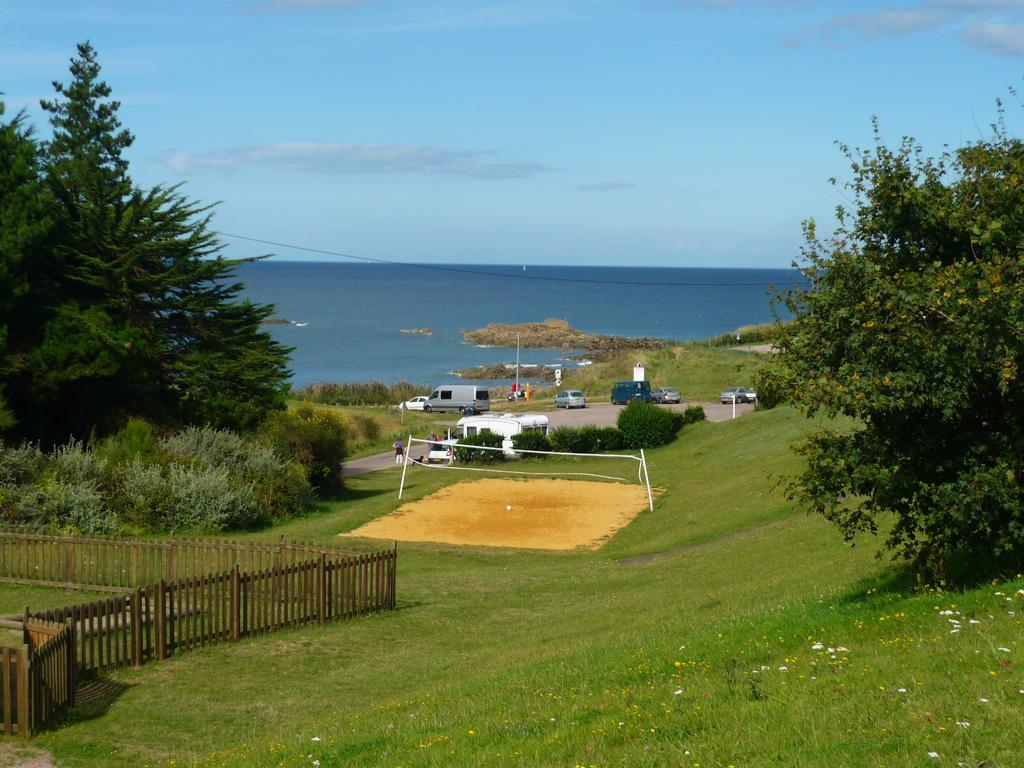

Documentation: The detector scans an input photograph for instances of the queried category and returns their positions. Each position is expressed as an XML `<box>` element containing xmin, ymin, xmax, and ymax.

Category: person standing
<box><xmin>393</xmin><ymin>438</ymin><xmax>405</xmax><ymax>464</ymax></box>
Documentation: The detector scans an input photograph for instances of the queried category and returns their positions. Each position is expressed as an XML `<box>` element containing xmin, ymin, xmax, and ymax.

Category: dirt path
<box><xmin>0</xmin><ymin>744</ymin><xmax>57</xmax><ymax>768</ymax></box>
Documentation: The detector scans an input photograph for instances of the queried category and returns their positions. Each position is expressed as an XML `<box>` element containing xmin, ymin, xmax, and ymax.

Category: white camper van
<box><xmin>424</xmin><ymin>384</ymin><xmax>491</xmax><ymax>414</ymax></box>
<box><xmin>455</xmin><ymin>413</ymin><xmax>549</xmax><ymax>455</ymax></box>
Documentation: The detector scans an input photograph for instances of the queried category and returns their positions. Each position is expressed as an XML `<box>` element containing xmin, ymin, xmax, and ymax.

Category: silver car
<box><xmin>719</xmin><ymin>387</ymin><xmax>757</xmax><ymax>404</ymax></box>
<box><xmin>554</xmin><ymin>390</ymin><xmax>587</xmax><ymax>408</ymax></box>
<box><xmin>651</xmin><ymin>387</ymin><xmax>681</xmax><ymax>404</ymax></box>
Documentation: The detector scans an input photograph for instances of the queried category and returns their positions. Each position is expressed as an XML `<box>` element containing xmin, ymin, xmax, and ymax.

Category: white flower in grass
<box><xmin>927</xmin><ymin>751</ymin><xmax>939</xmax><ymax>759</ymax></box>
<box><xmin>897</xmin><ymin>688</ymin><xmax>908</xmax><ymax>694</ymax></box>
<box><xmin>778</xmin><ymin>665</ymin><xmax>788</xmax><ymax>671</ymax></box>
<box><xmin>955</xmin><ymin>721</ymin><xmax>970</xmax><ymax>728</ymax></box>
<box><xmin>998</xmin><ymin>647</ymin><xmax>1011</xmax><ymax>653</ymax></box>
<box><xmin>311</xmin><ymin>736</ymin><xmax>322</xmax><ymax>742</ymax></box>
<box><xmin>673</xmin><ymin>689</ymin><xmax>684</xmax><ymax>695</ymax></box>
<box><xmin>969</xmin><ymin>619</ymin><xmax>981</xmax><ymax>625</ymax></box>
<box><xmin>837</xmin><ymin>646</ymin><xmax>850</xmax><ymax>652</ymax></box>
<box><xmin>979</xmin><ymin>697</ymin><xmax>989</xmax><ymax>703</ymax></box>
<box><xmin>811</xmin><ymin>642</ymin><xmax>823</xmax><ymax>650</ymax></box>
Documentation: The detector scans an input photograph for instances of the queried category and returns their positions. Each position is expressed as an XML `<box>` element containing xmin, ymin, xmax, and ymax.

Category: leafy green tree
<box><xmin>8</xmin><ymin>42</ymin><xmax>291</xmax><ymax>440</ymax></box>
<box><xmin>768</xmin><ymin>112</ymin><xmax>1024</xmax><ymax>577</ymax></box>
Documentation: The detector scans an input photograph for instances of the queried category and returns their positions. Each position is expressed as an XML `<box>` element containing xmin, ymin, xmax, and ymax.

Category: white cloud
<box><xmin>962</xmin><ymin>21</ymin><xmax>1024</xmax><ymax>54</ymax></box>
<box><xmin>926</xmin><ymin>0</ymin><xmax>1024</xmax><ymax>8</ymax></box>
<box><xmin>576</xmin><ymin>181</ymin><xmax>636</xmax><ymax>192</ymax></box>
<box><xmin>785</xmin><ymin>9</ymin><xmax>947</xmax><ymax>47</ymax></box>
<box><xmin>164</xmin><ymin>141</ymin><xmax>551</xmax><ymax>179</ymax></box>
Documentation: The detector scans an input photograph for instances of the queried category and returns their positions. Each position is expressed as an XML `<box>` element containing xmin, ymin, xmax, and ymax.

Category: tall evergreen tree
<box><xmin>0</xmin><ymin>98</ymin><xmax>54</xmax><ymax>434</ymax></box>
<box><xmin>13</xmin><ymin>42</ymin><xmax>291</xmax><ymax>440</ymax></box>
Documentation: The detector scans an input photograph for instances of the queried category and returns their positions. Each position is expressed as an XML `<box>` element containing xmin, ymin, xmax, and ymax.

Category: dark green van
<box><xmin>611</xmin><ymin>380</ymin><xmax>652</xmax><ymax>405</ymax></box>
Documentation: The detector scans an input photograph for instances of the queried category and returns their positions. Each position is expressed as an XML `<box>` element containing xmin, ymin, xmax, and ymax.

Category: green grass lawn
<box><xmin>11</xmin><ymin>407</ymin><xmax>1023</xmax><ymax>767</ymax></box>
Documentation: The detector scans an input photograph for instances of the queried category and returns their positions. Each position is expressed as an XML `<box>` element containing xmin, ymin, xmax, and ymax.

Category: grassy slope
<box><xmin>25</xmin><ymin>408</ymin><xmax>1024</xmax><ymax>767</ymax></box>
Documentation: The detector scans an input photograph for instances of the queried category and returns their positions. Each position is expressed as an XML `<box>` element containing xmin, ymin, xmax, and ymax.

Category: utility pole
<box><xmin>515</xmin><ymin>332</ymin><xmax>520</xmax><ymax>396</ymax></box>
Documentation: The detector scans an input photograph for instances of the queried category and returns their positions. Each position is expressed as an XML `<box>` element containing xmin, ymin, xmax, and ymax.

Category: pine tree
<box><xmin>16</xmin><ymin>42</ymin><xmax>291</xmax><ymax>440</ymax></box>
<box><xmin>0</xmin><ymin>98</ymin><xmax>54</xmax><ymax>434</ymax></box>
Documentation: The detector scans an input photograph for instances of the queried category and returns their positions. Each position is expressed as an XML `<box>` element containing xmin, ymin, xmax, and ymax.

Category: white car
<box><xmin>401</xmin><ymin>396</ymin><xmax>430</xmax><ymax>411</ymax></box>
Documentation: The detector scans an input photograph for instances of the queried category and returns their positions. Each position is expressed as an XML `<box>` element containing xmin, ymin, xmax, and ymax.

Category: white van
<box><xmin>456</xmin><ymin>413</ymin><xmax>549</xmax><ymax>455</ymax></box>
<box><xmin>424</xmin><ymin>384</ymin><xmax>491</xmax><ymax>414</ymax></box>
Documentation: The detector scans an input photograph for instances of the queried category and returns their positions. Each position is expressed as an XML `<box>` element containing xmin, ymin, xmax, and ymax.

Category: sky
<box><xmin>2</xmin><ymin>0</ymin><xmax>1023</xmax><ymax>268</ymax></box>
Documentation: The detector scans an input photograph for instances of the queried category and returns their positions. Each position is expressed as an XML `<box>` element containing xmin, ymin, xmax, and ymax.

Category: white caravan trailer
<box><xmin>455</xmin><ymin>413</ymin><xmax>550</xmax><ymax>455</ymax></box>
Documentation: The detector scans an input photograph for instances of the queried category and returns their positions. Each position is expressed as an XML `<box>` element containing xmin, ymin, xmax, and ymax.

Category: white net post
<box><xmin>397</xmin><ymin>432</ymin><xmax>412</xmax><ymax>500</ymax></box>
<box><xmin>640</xmin><ymin>448</ymin><xmax>653</xmax><ymax>511</ymax></box>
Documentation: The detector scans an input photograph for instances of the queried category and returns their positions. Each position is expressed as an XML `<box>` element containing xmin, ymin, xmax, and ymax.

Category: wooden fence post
<box><xmin>317</xmin><ymin>555</ymin><xmax>326</xmax><ymax>624</ymax></box>
<box><xmin>154</xmin><ymin>581</ymin><xmax>166</xmax><ymax>661</ymax></box>
<box><xmin>130</xmin><ymin>589</ymin><xmax>142</xmax><ymax>668</ymax></box>
<box><xmin>16</xmin><ymin>644</ymin><xmax>29</xmax><ymax>737</ymax></box>
<box><xmin>391</xmin><ymin>541</ymin><xmax>398</xmax><ymax>610</ymax></box>
<box><xmin>64</xmin><ymin>618</ymin><xmax>75</xmax><ymax>708</ymax></box>
<box><xmin>230</xmin><ymin>565</ymin><xmax>240</xmax><ymax>641</ymax></box>
<box><xmin>168</xmin><ymin>542</ymin><xmax>177</xmax><ymax>583</ymax></box>
<box><xmin>63</xmin><ymin>542</ymin><xmax>73</xmax><ymax>587</ymax></box>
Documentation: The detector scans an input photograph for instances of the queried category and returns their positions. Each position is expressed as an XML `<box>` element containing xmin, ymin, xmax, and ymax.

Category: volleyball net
<box><xmin>397</xmin><ymin>434</ymin><xmax>653</xmax><ymax>511</ymax></box>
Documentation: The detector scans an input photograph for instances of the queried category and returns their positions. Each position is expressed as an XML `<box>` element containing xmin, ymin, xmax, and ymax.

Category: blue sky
<box><xmin>2</xmin><ymin>1</ymin><xmax>1023</xmax><ymax>267</ymax></box>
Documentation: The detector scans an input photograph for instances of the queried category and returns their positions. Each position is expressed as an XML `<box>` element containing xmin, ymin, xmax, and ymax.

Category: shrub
<box><xmin>454</xmin><ymin>431</ymin><xmax>505</xmax><ymax>464</ymax></box>
<box><xmin>682</xmin><ymin>405</ymin><xmax>706</xmax><ymax>425</ymax></box>
<box><xmin>42</xmin><ymin>479</ymin><xmax>117</xmax><ymax>536</ymax></box>
<box><xmin>295</xmin><ymin>381</ymin><xmax>427</xmax><ymax>407</ymax></box>
<box><xmin>49</xmin><ymin>440</ymin><xmax>106</xmax><ymax>486</ymax></box>
<box><xmin>549</xmin><ymin>426</ymin><xmax>626</xmax><ymax>454</ymax></box>
<box><xmin>511</xmin><ymin>430</ymin><xmax>551</xmax><ymax>457</ymax></box>
<box><xmin>262</xmin><ymin>405</ymin><xmax>347</xmax><ymax>497</ymax></box>
<box><xmin>163</xmin><ymin>464</ymin><xmax>263</xmax><ymax>532</ymax></box>
<box><xmin>349</xmin><ymin>413</ymin><xmax>382</xmax><ymax>443</ymax></box>
<box><xmin>161</xmin><ymin>424</ymin><xmax>312</xmax><ymax>518</ymax></box>
<box><xmin>594</xmin><ymin>427</ymin><xmax>625</xmax><ymax>451</ymax></box>
<box><xmin>161</xmin><ymin>426</ymin><xmax>260</xmax><ymax>470</ymax></box>
<box><xmin>116</xmin><ymin>457</ymin><xmax>170</xmax><ymax>530</ymax></box>
<box><xmin>94</xmin><ymin>419</ymin><xmax>158</xmax><ymax>465</ymax></box>
<box><xmin>752</xmin><ymin>363</ymin><xmax>786</xmax><ymax>410</ymax></box>
<box><xmin>617</xmin><ymin>400</ymin><xmax>681</xmax><ymax>449</ymax></box>
<box><xmin>0</xmin><ymin>443</ymin><xmax>44</xmax><ymax>486</ymax></box>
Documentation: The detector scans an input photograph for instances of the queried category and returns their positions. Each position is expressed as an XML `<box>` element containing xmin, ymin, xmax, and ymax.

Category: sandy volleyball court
<box><xmin>343</xmin><ymin>478</ymin><xmax>648</xmax><ymax>550</ymax></box>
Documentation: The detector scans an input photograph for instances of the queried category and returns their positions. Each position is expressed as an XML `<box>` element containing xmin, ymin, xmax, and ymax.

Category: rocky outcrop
<box><xmin>463</xmin><ymin>318</ymin><xmax>666</xmax><ymax>352</ymax></box>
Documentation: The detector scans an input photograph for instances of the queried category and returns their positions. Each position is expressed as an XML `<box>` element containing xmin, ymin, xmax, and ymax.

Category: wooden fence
<box><xmin>0</xmin><ymin>531</ymin><xmax>361</xmax><ymax>592</ymax></box>
<box><xmin>28</xmin><ymin>550</ymin><xmax>397</xmax><ymax>675</ymax></box>
<box><xmin>0</xmin><ymin>617</ymin><xmax>75</xmax><ymax>736</ymax></box>
<box><xmin>0</xmin><ymin>532</ymin><xmax>398</xmax><ymax>735</ymax></box>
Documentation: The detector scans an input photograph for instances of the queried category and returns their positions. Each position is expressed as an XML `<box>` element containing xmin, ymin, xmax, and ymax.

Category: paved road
<box><xmin>341</xmin><ymin>400</ymin><xmax>754</xmax><ymax>477</ymax></box>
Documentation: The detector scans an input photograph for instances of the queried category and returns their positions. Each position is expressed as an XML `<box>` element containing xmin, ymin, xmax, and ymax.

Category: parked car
<box><xmin>401</xmin><ymin>396</ymin><xmax>430</xmax><ymax>411</ymax></box>
<box><xmin>611</xmin><ymin>380</ymin><xmax>652</xmax><ymax>405</ymax></box>
<box><xmin>651</xmin><ymin>387</ymin><xmax>681</xmax><ymax>404</ymax></box>
<box><xmin>719</xmin><ymin>386</ymin><xmax>757</xmax><ymax>404</ymax></box>
<box><xmin>554</xmin><ymin>390</ymin><xmax>587</xmax><ymax>409</ymax></box>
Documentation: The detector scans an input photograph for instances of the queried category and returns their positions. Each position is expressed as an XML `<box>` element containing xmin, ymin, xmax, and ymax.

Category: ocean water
<box><xmin>235</xmin><ymin>262</ymin><xmax>804</xmax><ymax>386</ymax></box>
